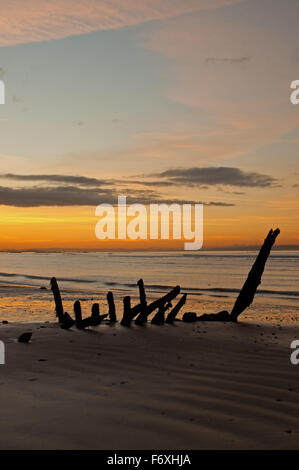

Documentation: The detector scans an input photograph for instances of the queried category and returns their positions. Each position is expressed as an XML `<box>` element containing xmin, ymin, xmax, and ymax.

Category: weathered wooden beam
<box><xmin>91</xmin><ymin>303</ymin><xmax>100</xmax><ymax>318</ymax></box>
<box><xmin>74</xmin><ymin>300</ymin><xmax>82</xmax><ymax>325</ymax></box>
<box><xmin>135</xmin><ymin>285</ymin><xmax>180</xmax><ymax>323</ymax></box>
<box><xmin>121</xmin><ymin>286</ymin><xmax>181</xmax><ymax>326</ymax></box>
<box><xmin>50</xmin><ymin>277</ymin><xmax>64</xmax><ymax>323</ymax></box>
<box><xmin>230</xmin><ymin>228</ymin><xmax>280</xmax><ymax>321</ymax></box>
<box><xmin>107</xmin><ymin>291</ymin><xmax>117</xmax><ymax>322</ymax></box>
<box><xmin>128</xmin><ymin>302</ymin><xmax>142</xmax><ymax>320</ymax></box>
<box><xmin>121</xmin><ymin>296</ymin><xmax>132</xmax><ymax>326</ymax></box>
<box><xmin>151</xmin><ymin>302</ymin><xmax>172</xmax><ymax>325</ymax></box>
<box><xmin>165</xmin><ymin>294</ymin><xmax>187</xmax><ymax>324</ymax></box>
<box><xmin>135</xmin><ymin>279</ymin><xmax>147</xmax><ymax>325</ymax></box>
<box><xmin>145</xmin><ymin>286</ymin><xmax>181</xmax><ymax>319</ymax></box>
<box><xmin>77</xmin><ymin>314</ymin><xmax>108</xmax><ymax>329</ymax></box>
<box><xmin>196</xmin><ymin>310</ymin><xmax>230</xmax><ymax>322</ymax></box>
<box><xmin>60</xmin><ymin>312</ymin><xmax>76</xmax><ymax>329</ymax></box>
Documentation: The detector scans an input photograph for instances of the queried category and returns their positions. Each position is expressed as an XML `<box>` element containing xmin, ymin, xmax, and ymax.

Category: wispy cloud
<box><xmin>205</xmin><ymin>57</ymin><xmax>250</xmax><ymax>64</ymax></box>
<box><xmin>149</xmin><ymin>167</ymin><xmax>278</xmax><ymax>188</ymax></box>
<box><xmin>0</xmin><ymin>173</ymin><xmax>235</xmax><ymax>206</ymax></box>
<box><xmin>0</xmin><ymin>173</ymin><xmax>113</xmax><ymax>187</ymax></box>
<box><xmin>0</xmin><ymin>184</ymin><xmax>234</xmax><ymax>207</ymax></box>
<box><xmin>0</xmin><ymin>0</ymin><xmax>244</xmax><ymax>46</ymax></box>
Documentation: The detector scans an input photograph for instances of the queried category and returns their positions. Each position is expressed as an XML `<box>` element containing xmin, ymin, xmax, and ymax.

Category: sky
<box><xmin>0</xmin><ymin>0</ymin><xmax>298</xmax><ymax>250</ymax></box>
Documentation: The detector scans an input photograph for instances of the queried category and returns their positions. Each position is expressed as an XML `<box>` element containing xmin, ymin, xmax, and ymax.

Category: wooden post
<box><xmin>91</xmin><ymin>303</ymin><xmax>100</xmax><ymax>318</ymax></box>
<box><xmin>121</xmin><ymin>296</ymin><xmax>132</xmax><ymax>326</ymax></box>
<box><xmin>107</xmin><ymin>291</ymin><xmax>117</xmax><ymax>322</ymax></box>
<box><xmin>50</xmin><ymin>277</ymin><xmax>64</xmax><ymax>323</ymax></box>
<box><xmin>165</xmin><ymin>294</ymin><xmax>187</xmax><ymax>324</ymax></box>
<box><xmin>74</xmin><ymin>300</ymin><xmax>82</xmax><ymax>325</ymax></box>
<box><xmin>135</xmin><ymin>279</ymin><xmax>147</xmax><ymax>325</ymax></box>
<box><xmin>230</xmin><ymin>228</ymin><xmax>280</xmax><ymax>321</ymax></box>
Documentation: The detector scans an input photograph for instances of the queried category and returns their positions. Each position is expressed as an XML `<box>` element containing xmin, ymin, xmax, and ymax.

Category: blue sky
<box><xmin>0</xmin><ymin>0</ymin><xmax>298</xmax><ymax>248</ymax></box>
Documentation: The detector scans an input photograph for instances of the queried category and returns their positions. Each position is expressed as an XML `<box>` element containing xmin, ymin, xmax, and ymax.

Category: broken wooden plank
<box><xmin>151</xmin><ymin>302</ymin><xmax>172</xmax><ymax>325</ymax></box>
<box><xmin>230</xmin><ymin>228</ymin><xmax>280</xmax><ymax>321</ymax></box>
<box><xmin>77</xmin><ymin>314</ymin><xmax>108</xmax><ymax>329</ymax></box>
<box><xmin>50</xmin><ymin>277</ymin><xmax>64</xmax><ymax>323</ymax></box>
<box><xmin>107</xmin><ymin>291</ymin><xmax>117</xmax><ymax>322</ymax></box>
<box><xmin>132</xmin><ymin>285</ymin><xmax>181</xmax><ymax>325</ymax></box>
<box><xmin>143</xmin><ymin>286</ymin><xmax>181</xmax><ymax>323</ymax></box>
<box><xmin>128</xmin><ymin>285</ymin><xmax>181</xmax><ymax>325</ymax></box>
<box><xmin>165</xmin><ymin>294</ymin><xmax>187</xmax><ymax>324</ymax></box>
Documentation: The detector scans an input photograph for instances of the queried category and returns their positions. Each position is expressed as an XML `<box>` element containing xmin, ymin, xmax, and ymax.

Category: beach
<box><xmin>1</xmin><ymin>315</ymin><xmax>299</xmax><ymax>450</ymax></box>
<box><xmin>0</xmin><ymin>250</ymin><xmax>299</xmax><ymax>322</ymax></box>
<box><xmin>1</xmin><ymin>0</ymin><xmax>298</xmax><ymax>456</ymax></box>
<box><xmin>1</xmin><ymin>250</ymin><xmax>299</xmax><ymax>450</ymax></box>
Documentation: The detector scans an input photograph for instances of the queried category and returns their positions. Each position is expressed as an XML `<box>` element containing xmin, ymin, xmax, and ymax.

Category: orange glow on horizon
<box><xmin>0</xmin><ymin>204</ymin><xmax>298</xmax><ymax>250</ymax></box>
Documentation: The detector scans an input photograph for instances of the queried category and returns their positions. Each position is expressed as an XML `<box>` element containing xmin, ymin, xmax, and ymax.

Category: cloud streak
<box><xmin>151</xmin><ymin>167</ymin><xmax>277</xmax><ymax>188</ymax></box>
<box><xmin>0</xmin><ymin>0</ymin><xmax>244</xmax><ymax>46</ymax></box>
<box><xmin>0</xmin><ymin>184</ymin><xmax>234</xmax><ymax>207</ymax></box>
<box><xmin>0</xmin><ymin>173</ymin><xmax>112</xmax><ymax>187</ymax></box>
<box><xmin>205</xmin><ymin>57</ymin><xmax>250</xmax><ymax>64</ymax></box>
<box><xmin>0</xmin><ymin>169</ymin><xmax>275</xmax><ymax>207</ymax></box>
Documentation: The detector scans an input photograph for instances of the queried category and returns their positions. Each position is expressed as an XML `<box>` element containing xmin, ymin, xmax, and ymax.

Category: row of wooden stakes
<box><xmin>50</xmin><ymin>228</ymin><xmax>281</xmax><ymax>328</ymax></box>
<box><xmin>50</xmin><ymin>277</ymin><xmax>188</xmax><ymax>329</ymax></box>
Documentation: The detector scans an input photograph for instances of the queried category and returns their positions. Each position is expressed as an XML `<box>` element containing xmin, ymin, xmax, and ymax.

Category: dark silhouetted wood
<box><xmin>121</xmin><ymin>296</ymin><xmax>132</xmax><ymax>326</ymax></box>
<box><xmin>144</xmin><ymin>286</ymin><xmax>180</xmax><ymax>321</ymax></box>
<box><xmin>120</xmin><ymin>286</ymin><xmax>181</xmax><ymax>325</ymax></box>
<box><xmin>195</xmin><ymin>228</ymin><xmax>281</xmax><ymax>323</ymax></box>
<box><xmin>135</xmin><ymin>279</ymin><xmax>147</xmax><ymax>325</ymax></box>
<box><xmin>151</xmin><ymin>302</ymin><xmax>172</xmax><ymax>325</ymax></box>
<box><xmin>107</xmin><ymin>291</ymin><xmax>117</xmax><ymax>322</ymax></box>
<box><xmin>165</xmin><ymin>294</ymin><xmax>187</xmax><ymax>324</ymax></box>
<box><xmin>60</xmin><ymin>312</ymin><xmax>76</xmax><ymax>329</ymax></box>
<box><xmin>182</xmin><ymin>312</ymin><xmax>197</xmax><ymax>322</ymax></box>
<box><xmin>230</xmin><ymin>228</ymin><xmax>280</xmax><ymax>321</ymax></box>
<box><xmin>50</xmin><ymin>277</ymin><xmax>64</xmax><ymax>323</ymax></box>
<box><xmin>74</xmin><ymin>300</ymin><xmax>82</xmax><ymax>325</ymax></box>
<box><xmin>91</xmin><ymin>303</ymin><xmax>100</xmax><ymax>318</ymax></box>
<box><xmin>196</xmin><ymin>310</ymin><xmax>230</xmax><ymax>322</ymax></box>
<box><xmin>92</xmin><ymin>314</ymin><xmax>108</xmax><ymax>325</ymax></box>
<box><xmin>138</xmin><ymin>279</ymin><xmax>146</xmax><ymax>306</ymax></box>
<box><xmin>77</xmin><ymin>314</ymin><xmax>108</xmax><ymax>329</ymax></box>
<box><xmin>75</xmin><ymin>302</ymin><xmax>107</xmax><ymax>329</ymax></box>
<box><xmin>126</xmin><ymin>302</ymin><xmax>141</xmax><ymax>320</ymax></box>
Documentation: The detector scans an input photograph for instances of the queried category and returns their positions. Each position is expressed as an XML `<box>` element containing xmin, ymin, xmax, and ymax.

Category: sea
<box><xmin>0</xmin><ymin>250</ymin><xmax>298</xmax><ymax>323</ymax></box>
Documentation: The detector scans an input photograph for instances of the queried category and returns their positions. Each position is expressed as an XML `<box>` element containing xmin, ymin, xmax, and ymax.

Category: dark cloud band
<box><xmin>153</xmin><ymin>166</ymin><xmax>277</xmax><ymax>188</ymax></box>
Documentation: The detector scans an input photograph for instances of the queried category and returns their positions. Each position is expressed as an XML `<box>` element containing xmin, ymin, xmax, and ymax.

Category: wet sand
<box><xmin>0</xmin><ymin>318</ymin><xmax>299</xmax><ymax>449</ymax></box>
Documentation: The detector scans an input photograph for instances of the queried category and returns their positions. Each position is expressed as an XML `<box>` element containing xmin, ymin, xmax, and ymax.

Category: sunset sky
<box><xmin>0</xmin><ymin>0</ymin><xmax>299</xmax><ymax>250</ymax></box>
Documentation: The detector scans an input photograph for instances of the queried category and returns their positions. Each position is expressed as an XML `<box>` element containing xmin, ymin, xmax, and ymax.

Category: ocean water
<box><xmin>0</xmin><ymin>251</ymin><xmax>298</xmax><ymax>323</ymax></box>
